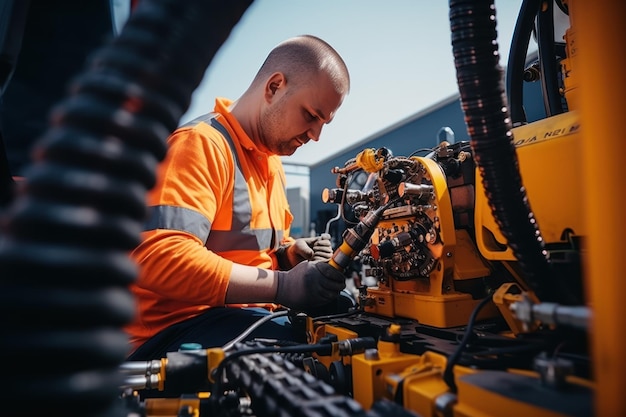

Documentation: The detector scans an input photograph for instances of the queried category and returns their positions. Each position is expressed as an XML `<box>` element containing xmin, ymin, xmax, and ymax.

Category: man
<box><xmin>126</xmin><ymin>35</ymin><xmax>350</xmax><ymax>360</ymax></box>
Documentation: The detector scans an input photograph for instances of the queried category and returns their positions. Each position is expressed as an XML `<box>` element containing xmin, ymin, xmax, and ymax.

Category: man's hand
<box><xmin>274</xmin><ymin>261</ymin><xmax>346</xmax><ymax>311</ymax></box>
<box><xmin>278</xmin><ymin>234</ymin><xmax>333</xmax><ymax>269</ymax></box>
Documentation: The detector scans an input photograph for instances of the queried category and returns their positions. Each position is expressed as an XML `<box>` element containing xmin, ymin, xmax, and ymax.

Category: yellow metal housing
<box><xmin>475</xmin><ymin>111</ymin><xmax>584</xmax><ymax>261</ymax></box>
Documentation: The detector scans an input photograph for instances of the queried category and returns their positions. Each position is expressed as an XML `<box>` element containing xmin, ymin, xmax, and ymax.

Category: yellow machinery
<box><xmin>296</xmin><ymin>1</ymin><xmax>625</xmax><ymax>416</ymax></box>
<box><xmin>120</xmin><ymin>1</ymin><xmax>624</xmax><ymax>416</ymax></box>
<box><xmin>2</xmin><ymin>0</ymin><xmax>623</xmax><ymax>416</ymax></box>
<box><xmin>118</xmin><ymin>1</ymin><xmax>624</xmax><ymax>416</ymax></box>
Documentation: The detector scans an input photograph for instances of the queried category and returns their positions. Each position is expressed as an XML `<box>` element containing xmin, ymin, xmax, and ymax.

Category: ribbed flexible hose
<box><xmin>0</xmin><ymin>1</ymin><xmax>252</xmax><ymax>416</ymax></box>
<box><xmin>449</xmin><ymin>0</ymin><xmax>555</xmax><ymax>301</ymax></box>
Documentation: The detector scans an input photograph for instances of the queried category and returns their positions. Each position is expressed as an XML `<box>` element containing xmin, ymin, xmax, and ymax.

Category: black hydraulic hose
<box><xmin>506</xmin><ymin>0</ymin><xmax>542</xmax><ymax>126</ymax></box>
<box><xmin>442</xmin><ymin>296</ymin><xmax>493</xmax><ymax>393</ymax></box>
<box><xmin>0</xmin><ymin>132</ymin><xmax>13</xmax><ymax>206</ymax></box>
<box><xmin>535</xmin><ymin>0</ymin><xmax>565</xmax><ymax>117</ymax></box>
<box><xmin>0</xmin><ymin>1</ymin><xmax>252</xmax><ymax>416</ymax></box>
<box><xmin>449</xmin><ymin>0</ymin><xmax>555</xmax><ymax>301</ymax></box>
<box><xmin>0</xmin><ymin>0</ymin><xmax>31</xmax><ymax>207</ymax></box>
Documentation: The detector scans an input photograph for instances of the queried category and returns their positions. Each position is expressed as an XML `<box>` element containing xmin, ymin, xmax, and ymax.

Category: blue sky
<box><xmin>180</xmin><ymin>1</ymin><xmax>530</xmax><ymax>180</ymax></box>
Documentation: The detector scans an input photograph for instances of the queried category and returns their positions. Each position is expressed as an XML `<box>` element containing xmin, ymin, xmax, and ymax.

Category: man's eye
<box><xmin>306</xmin><ymin>112</ymin><xmax>317</xmax><ymax>121</ymax></box>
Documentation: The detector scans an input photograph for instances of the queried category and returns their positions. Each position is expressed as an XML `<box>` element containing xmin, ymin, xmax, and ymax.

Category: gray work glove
<box><xmin>275</xmin><ymin>260</ymin><xmax>346</xmax><ymax>311</ymax></box>
<box><xmin>276</xmin><ymin>233</ymin><xmax>333</xmax><ymax>270</ymax></box>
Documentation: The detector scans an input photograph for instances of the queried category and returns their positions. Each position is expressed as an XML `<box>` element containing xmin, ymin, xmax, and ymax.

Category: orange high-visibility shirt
<box><xmin>126</xmin><ymin>98</ymin><xmax>294</xmax><ymax>350</ymax></box>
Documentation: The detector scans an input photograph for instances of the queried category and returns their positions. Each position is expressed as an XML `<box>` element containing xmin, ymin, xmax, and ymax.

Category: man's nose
<box><xmin>308</xmin><ymin>124</ymin><xmax>323</xmax><ymax>142</ymax></box>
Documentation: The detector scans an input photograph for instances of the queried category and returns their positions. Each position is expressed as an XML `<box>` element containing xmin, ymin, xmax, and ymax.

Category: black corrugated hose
<box><xmin>449</xmin><ymin>0</ymin><xmax>556</xmax><ymax>301</ymax></box>
<box><xmin>0</xmin><ymin>1</ymin><xmax>252</xmax><ymax>416</ymax></box>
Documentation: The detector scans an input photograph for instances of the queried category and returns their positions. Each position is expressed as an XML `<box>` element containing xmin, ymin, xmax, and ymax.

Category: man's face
<box><xmin>259</xmin><ymin>72</ymin><xmax>344</xmax><ymax>156</ymax></box>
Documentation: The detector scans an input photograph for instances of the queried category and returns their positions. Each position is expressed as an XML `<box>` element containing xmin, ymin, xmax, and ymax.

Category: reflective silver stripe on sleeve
<box><xmin>205</xmin><ymin>228</ymin><xmax>274</xmax><ymax>252</ymax></box>
<box><xmin>144</xmin><ymin>205</ymin><xmax>211</xmax><ymax>242</ymax></box>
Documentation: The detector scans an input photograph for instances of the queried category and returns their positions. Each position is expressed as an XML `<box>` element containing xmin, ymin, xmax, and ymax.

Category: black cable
<box><xmin>442</xmin><ymin>296</ymin><xmax>493</xmax><ymax>393</ymax></box>
<box><xmin>311</xmin><ymin>308</ymin><xmax>360</xmax><ymax>321</ymax></box>
<box><xmin>0</xmin><ymin>130</ymin><xmax>14</xmax><ymax>207</ymax></box>
<box><xmin>536</xmin><ymin>0</ymin><xmax>564</xmax><ymax>117</ymax></box>
<box><xmin>408</xmin><ymin>147</ymin><xmax>435</xmax><ymax>158</ymax></box>
<box><xmin>467</xmin><ymin>342</ymin><xmax>546</xmax><ymax>358</ymax></box>
<box><xmin>506</xmin><ymin>0</ymin><xmax>542</xmax><ymax>126</ymax></box>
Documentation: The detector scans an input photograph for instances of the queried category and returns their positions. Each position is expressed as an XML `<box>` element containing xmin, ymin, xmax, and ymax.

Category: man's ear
<box><xmin>265</xmin><ymin>72</ymin><xmax>285</xmax><ymax>100</ymax></box>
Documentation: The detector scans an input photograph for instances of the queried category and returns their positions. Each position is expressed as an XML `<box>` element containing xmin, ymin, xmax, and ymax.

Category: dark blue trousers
<box><xmin>127</xmin><ymin>307</ymin><xmax>304</xmax><ymax>361</ymax></box>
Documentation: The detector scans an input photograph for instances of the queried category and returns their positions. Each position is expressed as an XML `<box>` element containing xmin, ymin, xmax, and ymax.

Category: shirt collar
<box><xmin>214</xmin><ymin>97</ymin><xmax>260</xmax><ymax>153</ymax></box>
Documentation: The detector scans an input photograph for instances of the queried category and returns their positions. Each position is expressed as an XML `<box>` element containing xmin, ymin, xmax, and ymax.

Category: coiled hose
<box><xmin>449</xmin><ymin>0</ymin><xmax>555</xmax><ymax>301</ymax></box>
<box><xmin>0</xmin><ymin>1</ymin><xmax>252</xmax><ymax>416</ymax></box>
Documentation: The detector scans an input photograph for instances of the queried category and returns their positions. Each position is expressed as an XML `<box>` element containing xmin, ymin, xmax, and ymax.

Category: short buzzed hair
<box><xmin>252</xmin><ymin>35</ymin><xmax>350</xmax><ymax>95</ymax></box>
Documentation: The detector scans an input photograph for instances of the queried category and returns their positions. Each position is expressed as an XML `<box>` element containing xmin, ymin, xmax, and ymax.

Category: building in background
<box><xmin>286</xmin><ymin>187</ymin><xmax>309</xmax><ymax>238</ymax></box>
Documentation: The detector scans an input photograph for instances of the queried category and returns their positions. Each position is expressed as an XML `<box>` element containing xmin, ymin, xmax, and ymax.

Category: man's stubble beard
<box><xmin>261</xmin><ymin>99</ymin><xmax>297</xmax><ymax>156</ymax></box>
